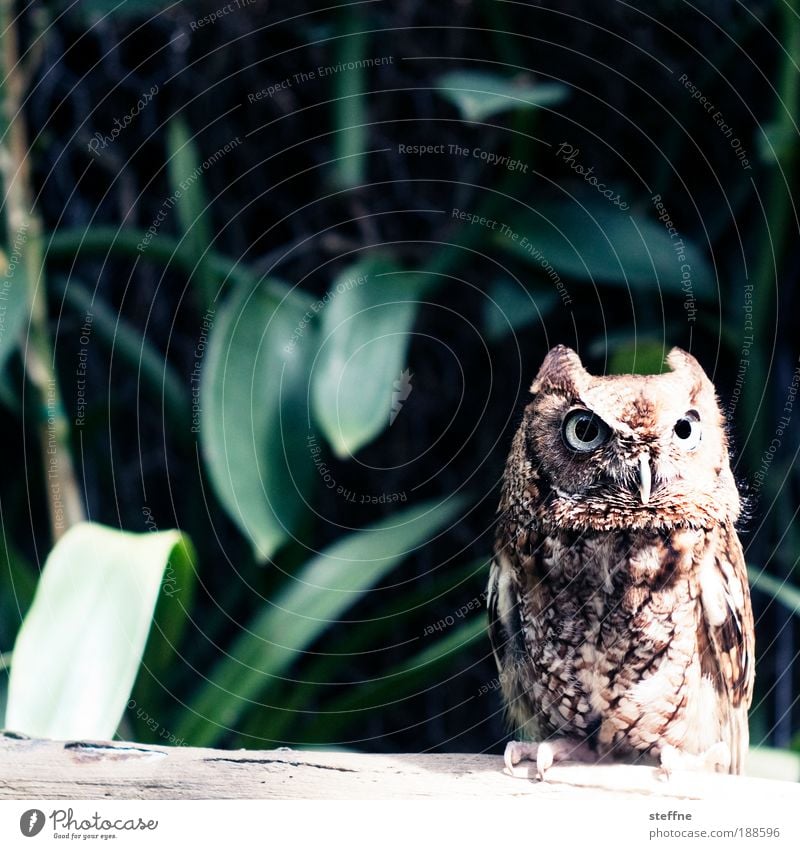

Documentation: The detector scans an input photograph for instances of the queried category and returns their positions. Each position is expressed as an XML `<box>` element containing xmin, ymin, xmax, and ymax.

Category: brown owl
<box><xmin>488</xmin><ymin>345</ymin><xmax>754</xmax><ymax>778</ymax></box>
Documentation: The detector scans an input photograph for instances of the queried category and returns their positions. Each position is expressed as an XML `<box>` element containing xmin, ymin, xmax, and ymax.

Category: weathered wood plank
<box><xmin>0</xmin><ymin>735</ymin><xmax>798</xmax><ymax>800</ymax></box>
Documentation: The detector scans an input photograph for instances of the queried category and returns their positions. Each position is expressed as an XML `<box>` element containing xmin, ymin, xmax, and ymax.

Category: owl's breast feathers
<box><xmin>488</xmin><ymin>519</ymin><xmax>754</xmax><ymax>773</ymax></box>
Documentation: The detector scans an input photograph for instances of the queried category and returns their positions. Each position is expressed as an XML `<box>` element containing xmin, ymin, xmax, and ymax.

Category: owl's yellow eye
<box><xmin>562</xmin><ymin>409</ymin><xmax>610</xmax><ymax>452</ymax></box>
<box><xmin>674</xmin><ymin>411</ymin><xmax>701</xmax><ymax>449</ymax></box>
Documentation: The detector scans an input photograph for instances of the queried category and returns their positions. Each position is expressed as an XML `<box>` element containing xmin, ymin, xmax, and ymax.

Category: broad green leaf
<box><xmin>301</xmin><ymin>616</ymin><xmax>486</xmax><ymax>743</ymax></box>
<box><xmin>483</xmin><ymin>278</ymin><xmax>557</xmax><ymax>341</ymax></box>
<box><xmin>311</xmin><ymin>258</ymin><xmax>428</xmax><ymax>458</ymax></box>
<box><xmin>166</xmin><ymin>117</ymin><xmax>216</xmax><ymax>308</ymax></box>
<box><xmin>245</xmin><ymin>554</ymin><xmax>490</xmax><ymax>742</ymax></box>
<box><xmin>201</xmin><ymin>278</ymin><xmax>316</xmax><ymax>560</ymax></box>
<box><xmin>496</xmin><ymin>199</ymin><xmax>715</xmax><ymax>298</ymax></box>
<box><xmin>436</xmin><ymin>71</ymin><xmax>569</xmax><ymax>122</ymax></box>
<box><xmin>176</xmin><ymin>495</ymin><xmax>468</xmax><ymax>746</ymax></box>
<box><xmin>6</xmin><ymin>522</ymin><xmax>191</xmax><ymax>739</ymax></box>
<box><xmin>749</xmin><ymin>568</ymin><xmax>800</xmax><ymax>618</ymax></box>
<box><xmin>131</xmin><ymin>534</ymin><xmax>197</xmax><ymax>721</ymax></box>
<box><xmin>0</xmin><ymin>243</ymin><xmax>31</xmax><ymax>374</ymax></box>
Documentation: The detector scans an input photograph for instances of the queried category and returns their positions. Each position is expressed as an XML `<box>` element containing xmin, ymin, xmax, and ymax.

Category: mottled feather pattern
<box><xmin>490</xmin><ymin>346</ymin><xmax>754</xmax><ymax>775</ymax></box>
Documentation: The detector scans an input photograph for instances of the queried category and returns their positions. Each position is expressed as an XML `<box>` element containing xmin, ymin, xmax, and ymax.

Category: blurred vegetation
<box><xmin>0</xmin><ymin>0</ymin><xmax>799</xmax><ymax>772</ymax></box>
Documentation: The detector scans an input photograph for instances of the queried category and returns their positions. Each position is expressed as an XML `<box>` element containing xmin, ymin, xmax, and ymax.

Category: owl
<box><xmin>488</xmin><ymin>345</ymin><xmax>754</xmax><ymax>779</ymax></box>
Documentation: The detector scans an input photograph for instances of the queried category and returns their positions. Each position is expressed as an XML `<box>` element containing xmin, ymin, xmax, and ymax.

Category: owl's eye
<box><xmin>673</xmin><ymin>411</ymin><xmax>701</xmax><ymax>449</ymax></box>
<box><xmin>562</xmin><ymin>409</ymin><xmax>610</xmax><ymax>452</ymax></box>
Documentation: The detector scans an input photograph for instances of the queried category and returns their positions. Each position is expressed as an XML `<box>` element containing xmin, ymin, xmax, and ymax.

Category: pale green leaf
<box><xmin>200</xmin><ymin>278</ymin><xmax>316</xmax><ymax>560</ymax></box>
<box><xmin>311</xmin><ymin>258</ymin><xmax>428</xmax><ymax>458</ymax></box>
<box><xmin>482</xmin><ymin>278</ymin><xmax>557</xmax><ymax>341</ymax></box>
<box><xmin>749</xmin><ymin>568</ymin><xmax>800</xmax><ymax>618</ymax></box>
<box><xmin>436</xmin><ymin>70</ymin><xmax>569</xmax><ymax>122</ymax></box>
<box><xmin>496</xmin><ymin>199</ymin><xmax>715</xmax><ymax>298</ymax></box>
<box><xmin>6</xmin><ymin>522</ymin><xmax>190</xmax><ymax>739</ymax></box>
<box><xmin>176</xmin><ymin>494</ymin><xmax>468</xmax><ymax>746</ymax></box>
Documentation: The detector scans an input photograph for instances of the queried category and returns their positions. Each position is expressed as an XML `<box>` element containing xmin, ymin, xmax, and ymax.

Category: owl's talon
<box><xmin>503</xmin><ymin>740</ymin><xmax>538</xmax><ymax>776</ymax></box>
<box><xmin>503</xmin><ymin>737</ymin><xmax>594</xmax><ymax>780</ymax></box>
<box><xmin>535</xmin><ymin>741</ymin><xmax>554</xmax><ymax>780</ymax></box>
<box><xmin>703</xmin><ymin>741</ymin><xmax>731</xmax><ymax>773</ymax></box>
<box><xmin>659</xmin><ymin>741</ymin><xmax>732</xmax><ymax>779</ymax></box>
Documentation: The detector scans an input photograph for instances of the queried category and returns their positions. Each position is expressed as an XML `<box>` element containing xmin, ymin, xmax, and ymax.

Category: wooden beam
<box><xmin>1</xmin><ymin>734</ymin><xmax>798</xmax><ymax>800</ymax></box>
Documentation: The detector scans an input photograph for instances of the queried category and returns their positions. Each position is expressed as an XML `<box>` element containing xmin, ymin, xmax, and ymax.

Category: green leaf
<box><xmin>749</xmin><ymin>568</ymin><xmax>800</xmax><ymax>618</ymax></box>
<box><xmin>132</xmin><ymin>534</ymin><xmax>198</xmax><ymax>714</ymax></box>
<box><xmin>176</xmin><ymin>495</ymin><xmax>468</xmax><ymax>746</ymax></box>
<box><xmin>747</xmin><ymin>747</ymin><xmax>800</xmax><ymax>781</ymax></box>
<box><xmin>607</xmin><ymin>340</ymin><xmax>670</xmax><ymax>376</ymax></box>
<box><xmin>0</xmin><ymin>539</ymin><xmax>37</xmax><ymax>650</ymax></box>
<box><xmin>200</xmin><ymin>277</ymin><xmax>316</xmax><ymax>560</ymax></box>
<box><xmin>244</xmin><ymin>555</ymin><xmax>489</xmax><ymax>742</ymax></box>
<box><xmin>496</xmin><ymin>199</ymin><xmax>715</xmax><ymax>298</ymax></box>
<box><xmin>311</xmin><ymin>258</ymin><xmax>428</xmax><ymax>458</ymax></box>
<box><xmin>757</xmin><ymin>121</ymin><xmax>796</xmax><ymax>166</ymax></box>
<box><xmin>165</xmin><ymin>117</ymin><xmax>216</xmax><ymax>308</ymax></box>
<box><xmin>331</xmin><ymin>13</ymin><xmax>368</xmax><ymax>189</ymax></box>
<box><xmin>0</xmin><ymin>242</ymin><xmax>31</xmax><ymax>375</ymax></box>
<box><xmin>483</xmin><ymin>278</ymin><xmax>557</xmax><ymax>341</ymax></box>
<box><xmin>301</xmin><ymin>616</ymin><xmax>486</xmax><ymax>743</ymax></box>
<box><xmin>436</xmin><ymin>71</ymin><xmax>569</xmax><ymax>122</ymax></box>
<box><xmin>6</xmin><ymin>522</ymin><xmax>191</xmax><ymax>739</ymax></box>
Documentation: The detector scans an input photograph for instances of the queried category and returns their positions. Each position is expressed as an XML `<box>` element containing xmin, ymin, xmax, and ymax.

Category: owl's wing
<box><xmin>698</xmin><ymin>522</ymin><xmax>755</xmax><ymax>774</ymax></box>
<box><xmin>488</xmin><ymin>541</ymin><xmax>542</xmax><ymax>734</ymax></box>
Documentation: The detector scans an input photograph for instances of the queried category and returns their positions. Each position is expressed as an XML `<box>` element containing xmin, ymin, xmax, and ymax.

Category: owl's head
<box><xmin>520</xmin><ymin>345</ymin><xmax>740</xmax><ymax>531</ymax></box>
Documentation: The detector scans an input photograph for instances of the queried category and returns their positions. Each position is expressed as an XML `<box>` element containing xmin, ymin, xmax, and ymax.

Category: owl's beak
<box><xmin>638</xmin><ymin>453</ymin><xmax>652</xmax><ymax>505</ymax></box>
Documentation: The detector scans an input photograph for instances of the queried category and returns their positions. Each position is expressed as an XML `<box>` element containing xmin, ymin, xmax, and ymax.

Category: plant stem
<box><xmin>0</xmin><ymin>0</ymin><xmax>84</xmax><ymax>540</ymax></box>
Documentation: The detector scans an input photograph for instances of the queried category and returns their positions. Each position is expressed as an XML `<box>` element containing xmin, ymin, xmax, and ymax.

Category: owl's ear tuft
<box><xmin>666</xmin><ymin>347</ymin><xmax>715</xmax><ymax>398</ymax></box>
<box><xmin>530</xmin><ymin>345</ymin><xmax>589</xmax><ymax>394</ymax></box>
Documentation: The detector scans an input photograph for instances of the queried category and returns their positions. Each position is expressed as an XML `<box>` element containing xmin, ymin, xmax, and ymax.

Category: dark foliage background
<box><xmin>1</xmin><ymin>0</ymin><xmax>799</xmax><ymax>766</ymax></box>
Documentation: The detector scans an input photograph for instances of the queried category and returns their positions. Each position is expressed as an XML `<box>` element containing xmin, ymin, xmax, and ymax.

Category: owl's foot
<box><xmin>503</xmin><ymin>738</ymin><xmax>595</xmax><ymax>780</ymax></box>
<box><xmin>658</xmin><ymin>742</ymin><xmax>731</xmax><ymax>778</ymax></box>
